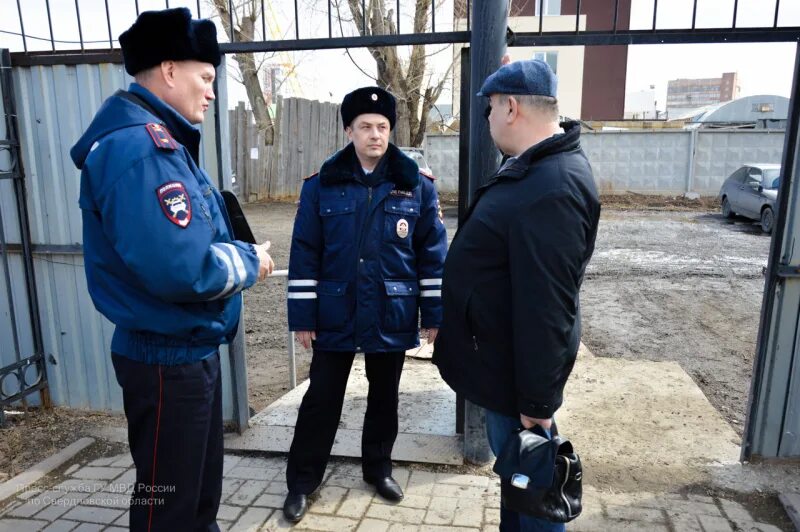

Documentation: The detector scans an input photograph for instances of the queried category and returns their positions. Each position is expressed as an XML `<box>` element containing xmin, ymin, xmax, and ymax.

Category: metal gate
<box><xmin>0</xmin><ymin>49</ymin><xmax>48</xmax><ymax>423</ymax></box>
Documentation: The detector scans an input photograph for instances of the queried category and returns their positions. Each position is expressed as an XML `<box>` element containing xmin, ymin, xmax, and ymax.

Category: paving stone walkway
<box><xmin>0</xmin><ymin>451</ymin><xmax>788</xmax><ymax>531</ymax></box>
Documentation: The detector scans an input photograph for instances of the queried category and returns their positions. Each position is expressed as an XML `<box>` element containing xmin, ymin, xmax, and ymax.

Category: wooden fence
<box><xmin>229</xmin><ymin>97</ymin><xmax>349</xmax><ymax>202</ymax></box>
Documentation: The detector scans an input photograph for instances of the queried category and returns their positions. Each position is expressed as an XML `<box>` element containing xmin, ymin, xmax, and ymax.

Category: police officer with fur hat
<box><xmin>283</xmin><ymin>87</ymin><xmax>448</xmax><ymax>522</ymax></box>
<box><xmin>70</xmin><ymin>8</ymin><xmax>273</xmax><ymax>530</ymax></box>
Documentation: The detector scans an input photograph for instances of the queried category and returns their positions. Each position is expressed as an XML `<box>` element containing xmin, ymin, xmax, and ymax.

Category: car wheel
<box><xmin>721</xmin><ymin>197</ymin><xmax>734</xmax><ymax>219</ymax></box>
<box><xmin>761</xmin><ymin>207</ymin><xmax>775</xmax><ymax>234</ymax></box>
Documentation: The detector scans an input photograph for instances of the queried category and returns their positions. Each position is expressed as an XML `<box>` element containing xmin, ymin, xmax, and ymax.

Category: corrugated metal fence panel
<box><xmin>581</xmin><ymin>130</ymin><xmax>692</xmax><ymax>194</ymax></box>
<box><xmin>11</xmin><ymin>63</ymin><xmax>131</xmax><ymax>411</ymax></box>
<box><xmin>693</xmin><ymin>130</ymin><xmax>786</xmax><ymax>193</ymax></box>
<box><xmin>7</xmin><ymin>62</ymin><xmax>234</xmax><ymax>417</ymax></box>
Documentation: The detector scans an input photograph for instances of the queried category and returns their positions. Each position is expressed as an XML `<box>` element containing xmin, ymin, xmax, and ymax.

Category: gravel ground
<box><xmin>240</xmin><ymin>197</ymin><xmax>770</xmax><ymax>434</ymax></box>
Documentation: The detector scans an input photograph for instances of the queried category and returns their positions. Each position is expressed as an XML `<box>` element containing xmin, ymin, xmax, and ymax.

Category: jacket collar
<box><xmin>494</xmin><ymin>120</ymin><xmax>582</xmax><ymax>181</ymax></box>
<box><xmin>128</xmin><ymin>83</ymin><xmax>202</xmax><ymax>164</ymax></box>
<box><xmin>319</xmin><ymin>143</ymin><xmax>420</xmax><ymax>190</ymax></box>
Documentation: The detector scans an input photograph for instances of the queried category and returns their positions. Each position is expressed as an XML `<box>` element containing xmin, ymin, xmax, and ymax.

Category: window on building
<box><xmin>753</xmin><ymin>103</ymin><xmax>775</xmax><ymax>113</ymax></box>
<box><xmin>535</xmin><ymin>0</ymin><xmax>561</xmax><ymax>16</ymax></box>
<box><xmin>533</xmin><ymin>51</ymin><xmax>558</xmax><ymax>74</ymax></box>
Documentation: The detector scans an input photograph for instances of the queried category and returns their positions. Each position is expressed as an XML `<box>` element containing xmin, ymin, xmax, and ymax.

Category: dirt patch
<box><xmin>600</xmin><ymin>192</ymin><xmax>720</xmax><ymax>211</ymax></box>
<box><xmin>240</xmin><ymin>201</ymin><xmax>768</xmax><ymax>434</ymax></box>
<box><xmin>241</xmin><ymin>201</ymin><xmax>311</xmax><ymax>412</ymax></box>
<box><xmin>441</xmin><ymin>191</ymin><xmax>721</xmax><ymax>212</ymax></box>
<box><xmin>581</xmin><ymin>209</ymin><xmax>769</xmax><ymax>435</ymax></box>
<box><xmin>0</xmin><ymin>408</ymin><xmax>126</xmax><ymax>481</ymax></box>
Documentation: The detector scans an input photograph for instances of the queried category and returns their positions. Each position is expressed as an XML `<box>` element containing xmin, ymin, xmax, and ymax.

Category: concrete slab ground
<box><xmin>225</xmin><ymin>351</ymin><xmax>462</xmax><ymax>465</ymax></box>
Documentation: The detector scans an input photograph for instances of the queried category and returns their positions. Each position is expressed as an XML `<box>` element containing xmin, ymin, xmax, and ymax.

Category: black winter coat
<box><xmin>433</xmin><ymin>121</ymin><xmax>600</xmax><ymax>419</ymax></box>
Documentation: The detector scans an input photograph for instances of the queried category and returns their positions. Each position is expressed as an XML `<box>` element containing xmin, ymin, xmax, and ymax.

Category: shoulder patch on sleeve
<box><xmin>303</xmin><ymin>172</ymin><xmax>319</xmax><ymax>181</ymax></box>
<box><xmin>156</xmin><ymin>181</ymin><xmax>192</xmax><ymax>228</ymax></box>
<box><xmin>145</xmin><ymin>123</ymin><xmax>179</xmax><ymax>151</ymax></box>
<box><xmin>419</xmin><ymin>168</ymin><xmax>436</xmax><ymax>181</ymax></box>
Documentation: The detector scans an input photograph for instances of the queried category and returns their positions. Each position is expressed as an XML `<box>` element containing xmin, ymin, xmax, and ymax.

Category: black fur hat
<box><xmin>119</xmin><ymin>7</ymin><xmax>221</xmax><ymax>76</ymax></box>
<box><xmin>341</xmin><ymin>87</ymin><xmax>397</xmax><ymax>130</ymax></box>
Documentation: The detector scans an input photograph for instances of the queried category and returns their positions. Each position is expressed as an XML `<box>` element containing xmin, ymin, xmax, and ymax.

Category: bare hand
<box><xmin>422</xmin><ymin>328</ymin><xmax>438</xmax><ymax>344</ymax></box>
<box><xmin>520</xmin><ymin>414</ymin><xmax>552</xmax><ymax>431</ymax></box>
<box><xmin>254</xmin><ymin>241</ymin><xmax>275</xmax><ymax>281</ymax></box>
<box><xmin>295</xmin><ymin>331</ymin><xmax>316</xmax><ymax>349</ymax></box>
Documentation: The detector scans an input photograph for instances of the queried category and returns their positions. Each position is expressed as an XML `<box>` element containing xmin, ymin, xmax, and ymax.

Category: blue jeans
<box><xmin>485</xmin><ymin>410</ymin><xmax>565</xmax><ymax>532</ymax></box>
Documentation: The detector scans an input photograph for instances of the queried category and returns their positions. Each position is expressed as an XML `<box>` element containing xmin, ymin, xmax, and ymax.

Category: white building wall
<box><xmin>625</xmin><ymin>90</ymin><xmax>658</xmax><ymax>119</ymax></box>
<box><xmin>452</xmin><ymin>15</ymin><xmax>586</xmax><ymax>120</ymax></box>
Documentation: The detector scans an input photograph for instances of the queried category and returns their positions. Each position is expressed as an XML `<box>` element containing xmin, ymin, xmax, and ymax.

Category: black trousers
<box><xmin>112</xmin><ymin>352</ymin><xmax>223</xmax><ymax>532</ymax></box>
<box><xmin>286</xmin><ymin>350</ymin><xmax>406</xmax><ymax>494</ymax></box>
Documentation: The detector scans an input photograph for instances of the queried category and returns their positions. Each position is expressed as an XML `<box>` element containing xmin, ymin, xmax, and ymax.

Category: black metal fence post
<box><xmin>463</xmin><ymin>0</ymin><xmax>508</xmax><ymax>465</ymax></box>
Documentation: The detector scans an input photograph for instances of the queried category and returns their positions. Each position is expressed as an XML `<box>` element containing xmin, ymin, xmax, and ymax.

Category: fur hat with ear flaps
<box><xmin>119</xmin><ymin>7</ymin><xmax>221</xmax><ymax>76</ymax></box>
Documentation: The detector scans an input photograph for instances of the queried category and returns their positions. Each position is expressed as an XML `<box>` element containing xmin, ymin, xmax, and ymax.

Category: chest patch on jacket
<box><xmin>145</xmin><ymin>123</ymin><xmax>179</xmax><ymax>151</ymax></box>
<box><xmin>390</xmin><ymin>189</ymin><xmax>414</xmax><ymax>198</ymax></box>
<box><xmin>157</xmin><ymin>181</ymin><xmax>192</xmax><ymax>228</ymax></box>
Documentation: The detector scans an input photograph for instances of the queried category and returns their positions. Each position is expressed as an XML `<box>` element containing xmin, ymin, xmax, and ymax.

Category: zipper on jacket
<box><xmin>472</xmin><ymin>335</ymin><xmax>478</xmax><ymax>351</ymax></box>
<box><xmin>354</xmin><ymin>185</ymin><xmax>374</xmax><ymax>351</ymax></box>
<box><xmin>199</xmin><ymin>202</ymin><xmax>215</xmax><ymax>233</ymax></box>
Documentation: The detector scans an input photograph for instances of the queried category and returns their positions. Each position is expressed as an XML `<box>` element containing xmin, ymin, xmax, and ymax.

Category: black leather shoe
<box><xmin>282</xmin><ymin>492</ymin><xmax>308</xmax><ymax>523</ymax></box>
<box><xmin>367</xmin><ymin>476</ymin><xmax>404</xmax><ymax>502</ymax></box>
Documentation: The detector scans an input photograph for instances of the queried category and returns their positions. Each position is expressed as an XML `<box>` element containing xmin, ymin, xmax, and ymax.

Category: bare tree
<box><xmin>341</xmin><ymin>0</ymin><xmax>453</xmax><ymax>147</ymax></box>
<box><xmin>211</xmin><ymin>0</ymin><xmax>275</xmax><ymax>143</ymax></box>
<box><xmin>211</xmin><ymin>0</ymin><xmax>451</xmax><ymax>147</ymax></box>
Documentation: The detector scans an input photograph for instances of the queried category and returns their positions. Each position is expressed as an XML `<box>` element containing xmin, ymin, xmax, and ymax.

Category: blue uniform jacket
<box><xmin>70</xmin><ymin>83</ymin><xmax>260</xmax><ymax>365</ymax></box>
<box><xmin>287</xmin><ymin>143</ymin><xmax>447</xmax><ymax>352</ymax></box>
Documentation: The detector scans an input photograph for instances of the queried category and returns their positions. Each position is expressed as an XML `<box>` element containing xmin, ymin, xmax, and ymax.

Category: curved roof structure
<box><xmin>673</xmin><ymin>95</ymin><xmax>789</xmax><ymax>123</ymax></box>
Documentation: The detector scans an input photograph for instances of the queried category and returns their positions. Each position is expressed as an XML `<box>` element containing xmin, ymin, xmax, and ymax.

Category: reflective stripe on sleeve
<box><xmin>209</xmin><ymin>245</ymin><xmax>235</xmax><ymax>300</ymax></box>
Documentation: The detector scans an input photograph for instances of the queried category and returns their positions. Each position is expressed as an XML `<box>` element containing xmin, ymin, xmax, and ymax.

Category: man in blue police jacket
<box><xmin>70</xmin><ymin>8</ymin><xmax>273</xmax><ymax>531</ymax></box>
<box><xmin>283</xmin><ymin>87</ymin><xmax>448</xmax><ymax>522</ymax></box>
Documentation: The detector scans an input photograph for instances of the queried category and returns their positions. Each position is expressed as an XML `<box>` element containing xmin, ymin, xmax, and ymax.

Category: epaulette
<box><xmin>303</xmin><ymin>172</ymin><xmax>319</xmax><ymax>181</ymax></box>
<box><xmin>145</xmin><ymin>123</ymin><xmax>179</xmax><ymax>151</ymax></box>
<box><xmin>419</xmin><ymin>168</ymin><xmax>436</xmax><ymax>181</ymax></box>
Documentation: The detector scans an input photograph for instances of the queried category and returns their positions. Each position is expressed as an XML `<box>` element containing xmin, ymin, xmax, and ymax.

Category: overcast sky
<box><xmin>0</xmin><ymin>0</ymin><xmax>798</xmax><ymax>112</ymax></box>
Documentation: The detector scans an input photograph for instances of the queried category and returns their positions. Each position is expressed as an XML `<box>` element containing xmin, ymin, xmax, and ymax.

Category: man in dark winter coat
<box><xmin>283</xmin><ymin>86</ymin><xmax>448</xmax><ymax>522</ymax></box>
<box><xmin>433</xmin><ymin>59</ymin><xmax>600</xmax><ymax>532</ymax></box>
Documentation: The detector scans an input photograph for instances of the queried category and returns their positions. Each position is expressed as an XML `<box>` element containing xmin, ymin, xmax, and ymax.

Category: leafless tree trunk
<box><xmin>345</xmin><ymin>0</ymin><xmax>451</xmax><ymax>147</ymax></box>
<box><xmin>212</xmin><ymin>0</ymin><xmax>450</xmax><ymax>147</ymax></box>
<box><xmin>212</xmin><ymin>0</ymin><xmax>275</xmax><ymax>144</ymax></box>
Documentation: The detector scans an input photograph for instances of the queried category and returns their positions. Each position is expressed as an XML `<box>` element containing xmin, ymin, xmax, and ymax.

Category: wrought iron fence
<box><xmin>4</xmin><ymin>1</ymin><xmax>799</xmax><ymax>58</ymax></box>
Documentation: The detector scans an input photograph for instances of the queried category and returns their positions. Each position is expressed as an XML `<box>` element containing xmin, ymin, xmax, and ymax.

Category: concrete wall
<box><xmin>424</xmin><ymin>135</ymin><xmax>460</xmax><ymax>193</ymax></box>
<box><xmin>425</xmin><ymin>130</ymin><xmax>787</xmax><ymax>195</ymax></box>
